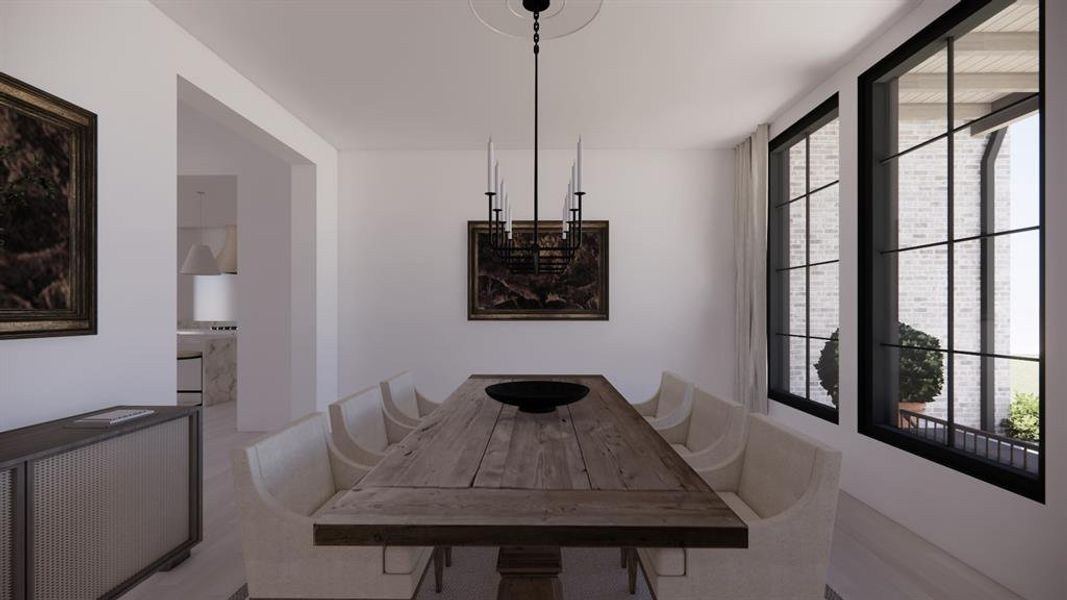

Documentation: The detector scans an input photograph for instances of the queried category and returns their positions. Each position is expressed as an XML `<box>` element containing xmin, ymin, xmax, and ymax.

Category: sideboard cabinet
<box><xmin>0</xmin><ymin>406</ymin><xmax>201</xmax><ymax>599</ymax></box>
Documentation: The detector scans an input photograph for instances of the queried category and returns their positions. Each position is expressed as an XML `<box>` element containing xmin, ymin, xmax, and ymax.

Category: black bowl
<box><xmin>484</xmin><ymin>380</ymin><xmax>591</xmax><ymax>413</ymax></box>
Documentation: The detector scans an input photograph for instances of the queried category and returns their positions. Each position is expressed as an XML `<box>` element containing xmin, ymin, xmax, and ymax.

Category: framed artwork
<box><xmin>468</xmin><ymin>220</ymin><xmax>608</xmax><ymax>320</ymax></box>
<box><xmin>0</xmin><ymin>72</ymin><xmax>96</xmax><ymax>339</ymax></box>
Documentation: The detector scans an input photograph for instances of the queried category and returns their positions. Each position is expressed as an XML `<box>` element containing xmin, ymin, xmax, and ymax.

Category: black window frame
<box><xmin>767</xmin><ymin>94</ymin><xmax>841</xmax><ymax>424</ymax></box>
<box><xmin>858</xmin><ymin>0</ymin><xmax>1045</xmax><ymax>501</ymax></box>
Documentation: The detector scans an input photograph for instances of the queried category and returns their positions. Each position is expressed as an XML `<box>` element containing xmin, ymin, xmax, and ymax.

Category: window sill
<box><xmin>769</xmin><ymin>390</ymin><xmax>839</xmax><ymax>424</ymax></box>
<box><xmin>858</xmin><ymin>422</ymin><xmax>1043</xmax><ymax>502</ymax></box>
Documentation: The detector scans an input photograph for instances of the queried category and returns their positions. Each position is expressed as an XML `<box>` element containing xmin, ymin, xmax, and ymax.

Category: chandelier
<box><xmin>483</xmin><ymin>0</ymin><xmax>585</xmax><ymax>275</ymax></box>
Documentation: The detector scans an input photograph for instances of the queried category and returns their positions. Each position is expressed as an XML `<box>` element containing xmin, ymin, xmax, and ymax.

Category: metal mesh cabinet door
<box><xmin>0</xmin><ymin>468</ymin><xmax>14</xmax><ymax>600</ymax></box>
<box><xmin>31</xmin><ymin>417</ymin><xmax>191</xmax><ymax>599</ymax></box>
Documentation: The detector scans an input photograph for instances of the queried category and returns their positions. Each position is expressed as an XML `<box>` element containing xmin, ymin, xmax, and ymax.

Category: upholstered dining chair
<box><xmin>380</xmin><ymin>370</ymin><xmax>441</xmax><ymax>427</ymax></box>
<box><xmin>631</xmin><ymin>371</ymin><xmax>694</xmax><ymax>429</ymax></box>
<box><xmin>329</xmin><ymin>384</ymin><xmax>415</xmax><ymax>466</ymax></box>
<box><xmin>656</xmin><ymin>387</ymin><xmax>746</xmax><ymax>469</ymax></box>
<box><xmin>630</xmin><ymin>414</ymin><xmax>842</xmax><ymax>600</ymax></box>
<box><xmin>232</xmin><ymin>413</ymin><xmax>444</xmax><ymax>599</ymax></box>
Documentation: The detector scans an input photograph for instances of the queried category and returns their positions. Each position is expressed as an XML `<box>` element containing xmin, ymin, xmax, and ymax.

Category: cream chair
<box><xmin>329</xmin><ymin>384</ymin><xmax>415</xmax><ymax>465</ymax></box>
<box><xmin>631</xmin><ymin>371</ymin><xmax>694</xmax><ymax>428</ymax></box>
<box><xmin>380</xmin><ymin>370</ymin><xmax>441</xmax><ymax>427</ymax></box>
<box><xmin>232</xmin><ymin>413</ymin><xmax>441</xmax><ymax>599</ymax></box>
<box><xmin>655</xmin><ymin>387</ymin><xmax>746</xmax><ymax>469</ymax></box>
<box><xmin>631</xmin><ymin>414</ymin><xmax>842</xmax><ymax>600</ymax></box>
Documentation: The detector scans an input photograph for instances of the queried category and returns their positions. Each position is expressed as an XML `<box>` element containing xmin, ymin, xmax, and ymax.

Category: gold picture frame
<box><xmin>0</xmin><ymin>72</ymin><xmax>97</xmax><ymax>339</ymax></box>
<box><xmin>468</xmin><ymin>220</ymin><xmax>608</xmax><ymax>321</ymax></box>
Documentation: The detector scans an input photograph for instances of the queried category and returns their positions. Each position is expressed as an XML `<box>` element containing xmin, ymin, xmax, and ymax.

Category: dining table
<box><xmin>314</xmin><ymin>374</ymin><xmax>748</xmax><ymax>600</ymax></box>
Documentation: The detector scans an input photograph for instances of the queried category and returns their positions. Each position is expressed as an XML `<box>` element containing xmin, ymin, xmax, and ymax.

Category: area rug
<box><xmin>229</xmin><ymin>547</ymin><xmax>843</xmax><ymax>599</ymax></box>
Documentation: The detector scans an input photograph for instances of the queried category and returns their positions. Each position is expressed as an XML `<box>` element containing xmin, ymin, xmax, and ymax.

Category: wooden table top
<box><xmin>314</xmin><ymin>375</ymin><xmax>747</xmax><ymax>548</ymax></box>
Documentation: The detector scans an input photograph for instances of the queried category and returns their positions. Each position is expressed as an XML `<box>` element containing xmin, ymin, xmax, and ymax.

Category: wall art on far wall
<box><xmin>0</xmin><ymin>72</ymin><xmax>96</xmax><ymax>339</ymax></box>
<box><xmin>468</xmin><ymin>220</ymin><xmax>608</xmax><ymax>321</ymax></box>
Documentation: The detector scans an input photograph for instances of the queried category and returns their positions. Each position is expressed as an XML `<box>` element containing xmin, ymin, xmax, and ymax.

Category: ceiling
<box><xmin>154</xmin><ymin>0</ymin><xmax>918</xmax><ymax>150</ymax></box>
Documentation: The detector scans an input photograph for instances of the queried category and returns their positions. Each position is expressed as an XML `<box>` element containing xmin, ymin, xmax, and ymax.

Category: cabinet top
<box><xmin>0</xmin><ymin>405</ymin><xmax>199</xmax><ymax>468</ymax></box>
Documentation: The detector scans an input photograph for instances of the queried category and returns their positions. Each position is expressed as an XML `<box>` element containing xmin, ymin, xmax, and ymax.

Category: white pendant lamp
<box><xmin>193</xmin><ymin>273</ymin><xmax>237</xmax><ymax>321</ymax></box>
<box><xmin>181</xmin><ymin>244</ymin><xmax>221</xmax><ymax>275</ymax></box>
<box><xmin>181</xmin><ymin>191</ymin><xmax>221</xmax><ymax>275</ymax></box>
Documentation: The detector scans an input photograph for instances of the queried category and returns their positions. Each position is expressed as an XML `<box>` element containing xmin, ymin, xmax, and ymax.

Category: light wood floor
<box><xmin>122</xmin><ymin>401</ymin><xmax>1024</xmax><ymax>600</ymax></box>
<box><xmin>122</xmin><ymin>401</ymin><xmax>260</xmax><ymax>600</ymax></box>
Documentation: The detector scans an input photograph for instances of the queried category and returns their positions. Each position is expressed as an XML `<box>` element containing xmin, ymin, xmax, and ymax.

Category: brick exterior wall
<box><xmin>893</xmin><ymin>120</ymin><xmax>1012</xmax><ymax>430</ymax></box>
<box><xmin>786</xmin><ymin>119</ymin><xmax>839</xmax><ymax>407</ymax></box>
<box><xmin>783</xmin><ymin>117</ymin><xmax>1014</xmax><ymax>431</ymax></box>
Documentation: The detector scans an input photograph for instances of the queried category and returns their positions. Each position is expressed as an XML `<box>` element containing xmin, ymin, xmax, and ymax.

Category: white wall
<box><xmin>290</xmin><ymin>165</ymin><xmax>318</xmax><ymax>420</ymax></box>
<box><xmin>339</xmin><ymin>149</ymin><xmax>735</xmax><ymax>405</ymax></box>
<box><xmin>0</xmin><ymin>1</ymin><xmax>338</xmax><ymax>431</ymax></box>
<box><xmin>178</xmin><ymin>104</ymin><xmax>297</xmax><ymax>432</ymax></box>
<box><xmin>766</xmin><ymin>1</ymin><xmax>1066</xmax><ymax>598</ymax></box>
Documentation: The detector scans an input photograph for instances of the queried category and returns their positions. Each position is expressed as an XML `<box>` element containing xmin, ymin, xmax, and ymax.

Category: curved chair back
<box><xmin>245</xmin><ymin>413</ymin><xmax>336</xmax><ymax>517</ymax></box>
<box><xmin>656</xmin><ymin>371</ymin><xmax>693</xmax><ymax>419</ymax></box>
<box><xmin>737</xmin><ymin>414</ymin><xmax>822</xmax><ymax>519</ymax></box>
<box><xmin>330</xmin><ymin>386</ymin><xmax>389</xmax><ymax>454</ymax></box>
<box><xmin>685</xmin><ymin>388</ymin><xmax>743</xmax><ymax>451</ymax></box>
<box><xmin>381</xmin><ymin>371</ymin><xmax>420</xmax><ymax>421</ymax></box>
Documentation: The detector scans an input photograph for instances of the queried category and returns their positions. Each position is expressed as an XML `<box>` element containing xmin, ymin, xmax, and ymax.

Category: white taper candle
<box><xmin>487</xmin><ymin>138</ymin><xmax>494</xmax><ymax>193</ymax></box>
<box><xmin>576</xmin><ymin>137</ymin><xmax>582</xmax><ymax>193</ymax></box>
<box><xmin>571</xmin><ymin>162</ymin><xmax>578</xmax><ymax>207</ymax></box>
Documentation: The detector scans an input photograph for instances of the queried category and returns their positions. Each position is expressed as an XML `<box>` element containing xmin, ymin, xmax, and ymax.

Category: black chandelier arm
<box><xmin>574</xmin><ymin>192</ymin><xmax>585</xmax><ymax>249</ymax></box>
<box><xmin>485</xmin><ymin>192</ymin><xmax>496</xmax><ymax>244</ymax></box>
<box><xmin>500</xmin><ymin>244</ymin><xmax>577</xmax><ymax>254</ymax></box>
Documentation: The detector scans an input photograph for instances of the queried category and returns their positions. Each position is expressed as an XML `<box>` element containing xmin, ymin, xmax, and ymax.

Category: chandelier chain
<box><xmin>533</xmin><ymin>11</ymin><xmax>540</xmax><ymax>269</ymax></box>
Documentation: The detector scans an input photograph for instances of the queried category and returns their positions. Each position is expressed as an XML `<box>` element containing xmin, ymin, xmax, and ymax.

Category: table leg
<box><xmin>496</xmin><ymin>546</ymin><xmax>563</xmax><ymax>600</ymax></box>
<box><xmin>627</xmin><ymin>548</ymin><xmax>637</xmax><ymax>594</ymax></box>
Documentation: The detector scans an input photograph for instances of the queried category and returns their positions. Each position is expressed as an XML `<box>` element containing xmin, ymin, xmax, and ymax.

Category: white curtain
<box><xmin>734</xmin><ymin>124</ymin><xmax>769</xmax><ymax>414</ymax></box>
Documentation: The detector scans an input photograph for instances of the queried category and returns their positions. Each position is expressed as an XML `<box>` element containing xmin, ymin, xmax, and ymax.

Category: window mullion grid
<box><xmin>859</xmin><ymin>1</ymin><xmax>1043</xmax><ymax>497</ymax></box>
<box><xmin>880</xmin><ymin>225</ymin><xmax>1040</xmax><ymax>255</ymax></box>
<box><xmin>780</xmin><ymin>179</ymin><xmax>839</xmax><ymax>207</ymax></box>
<box><xmin>778</xmin><ymin>332</ymin><xmax>834</xmax><ymax>342</ymax></box>
<box><xmin>946</xmin><ymin>37</ymin><xmax>956</xmax><ymax>449</ymax></box>
<box><xmin>881</xmin><ymin>92</ymin><xmax>1039</xmax><ymax>165</ymax></box>
<box><xmin>776</xmin><ymin>258</ymin><xmax>840</xmax><ymax>272</ymax></box>
<box><xmin>879</xmin><ymin>342</ymin><xmax>1039</xmax><ymax>363</ymax></box>
<box><xmin>805</xmin><ymin>135</ymin><xmax>812</xmax><ymax>403</ymax></box>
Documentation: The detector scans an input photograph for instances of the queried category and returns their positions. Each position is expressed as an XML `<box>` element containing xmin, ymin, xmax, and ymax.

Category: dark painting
<box><xmin>468</xmin><ymin>220</ymin><xmax>608</xmax><ymax>320</ymax></box>
<box><xmin>0</xmin><ymin>72</ymin><xmax>96</xmax><ymax>339</ymax></box>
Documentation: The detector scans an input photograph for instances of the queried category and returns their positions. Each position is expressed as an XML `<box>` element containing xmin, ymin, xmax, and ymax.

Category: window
<box><xmin>859</xmin><ymin>0</ymin><xmax>1043</xmax><ymax>500</ymax></box>
<box><xmin>768</xmin><ymin>95</ymin><xmax>840</xmax><ymax>423</ymax></box>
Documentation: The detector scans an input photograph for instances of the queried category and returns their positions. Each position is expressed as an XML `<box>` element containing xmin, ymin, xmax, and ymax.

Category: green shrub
<box><xmin>814</xmin><ymin>330</ymin><xmax>840</xmax><ymax>406</ymax></box>
<box><xmin>815</xmin><ymin>322</ymin><xmax>944</xmax><ymax>407</ymax></box>
<box><xmin>896</xmin><ymin>323</ymin><xmax>945</xmax><ymax>404</ymax></box>
<box><xmin>1002</xmin><ymin>392</ymin><xmax>1040</xmax><ymax>442</ymax></box>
